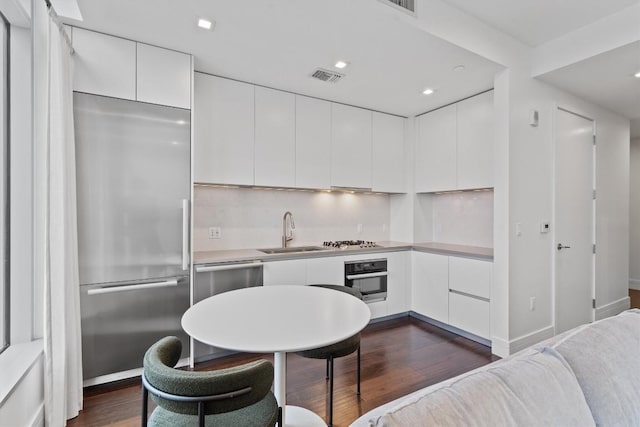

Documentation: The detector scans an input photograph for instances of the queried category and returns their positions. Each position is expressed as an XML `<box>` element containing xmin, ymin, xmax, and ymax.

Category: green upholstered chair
<box><xmin>296</xmin><ymin>284</ymin><xmax>363</xmax><ymax>427</ymax></box>
<box><xmin>142</xmin><ymin>336</ymin><xmax>280</xmax><ymax>427</ymax></box>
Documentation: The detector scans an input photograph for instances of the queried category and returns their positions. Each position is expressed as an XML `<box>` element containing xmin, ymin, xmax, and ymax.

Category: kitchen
<box><xmin>1</xmin><ymin>0</ymin><xmax>637</xmax><ymax>426</ymax></box>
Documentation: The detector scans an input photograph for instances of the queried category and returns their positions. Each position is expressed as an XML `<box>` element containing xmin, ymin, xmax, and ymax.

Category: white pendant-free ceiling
<box><xmin>66</xmin><ymin>0</ymin><xmax>502</xmax><ymax>117</ymax></box>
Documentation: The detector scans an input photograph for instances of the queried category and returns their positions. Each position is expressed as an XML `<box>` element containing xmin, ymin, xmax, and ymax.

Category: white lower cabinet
<box><xmin>386</xmin><ymin>252</ymin><xmax>409</xmax><ymax>315</ymax></box>
<box><xmin>306</xmin><ymin>256</ymin><xmax>344</xmax><ymax>285</ymax></box>
<box><xmin>411</xmin><ymin>252</ymin><xmax>449</xmax><ymax>323</ymax></box>
<box><xmin>263</xmin><ymin>260</ymin><xmax>307</xmax><ymax>286</ymax></box>
<box><xmin>413</xmin><ymin>251</ymin><xmax>492</xmax><ymax>340</ymax></box>
<box><xmin>448</xmin><ymin>292</ymin><xmax>490</xmax><ymax>339</ymax></box>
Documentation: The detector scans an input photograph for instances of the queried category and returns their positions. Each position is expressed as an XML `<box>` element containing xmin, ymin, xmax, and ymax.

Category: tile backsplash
<box><xmin>431</xmin><ymin>190</ymin><xmax>494</xmax><ymax>248</ymax></box>
<box><xmin>194</xmin><ymin>186</ymin><xmax>391</xmax><ymax>251</ymax></box>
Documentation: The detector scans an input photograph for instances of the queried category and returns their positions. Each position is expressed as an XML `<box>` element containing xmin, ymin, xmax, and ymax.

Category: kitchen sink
<box><xmin>259</xmin><ymin>246</ymin><xmax>327</xmax><ymax>254</ymax></box>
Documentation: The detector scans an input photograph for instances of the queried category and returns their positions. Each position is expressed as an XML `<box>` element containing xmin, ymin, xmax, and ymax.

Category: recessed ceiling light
<box><xmin>334</xmin><ymin>60</ymin><xmax>349</xmax><ymax>69</ymax></box>
<box><xmin>453</xmin><ymin>65</ymin><xmax>466</xmax><ymax>72</ymax></box>
<box><xmin>198</xmin><ymin>18</ymin><xmax>213</xmax><ymax>30</ymax></box>
<box><xmin>634</xmin><ymin>71</ymin><xmax>640</xmax><ymax>78</ymax></box>
<box><xmin>422</xmin><ymin>88</ymin><xmax>435</xmax><ymax>95</ymax></box>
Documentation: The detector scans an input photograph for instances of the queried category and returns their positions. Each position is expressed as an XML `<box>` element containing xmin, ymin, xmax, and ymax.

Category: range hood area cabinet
<box><xmin>193</xmin><ymin>73</ymin><xmax>406</xmax><ymax>193</ymax></box>
<box><xmin>71</xmin><ymin>27</ymin><xmax>192</xmax><ymax>109</ymax></box>
<box><xmin>415</xmin><ymin>90</ymin><xmax>494</xmax><ymax>193</ymax></box>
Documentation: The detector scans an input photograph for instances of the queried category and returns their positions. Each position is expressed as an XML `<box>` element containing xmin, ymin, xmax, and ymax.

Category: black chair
<box><xmin>142</xmin><ymin>336</ymin><xmax>281</xmax><ymax>427</ymax></box>
<box><xmin>295</xmin><ymin>284</ymin><xmax>363</xmax><ymax>427</ymax></box>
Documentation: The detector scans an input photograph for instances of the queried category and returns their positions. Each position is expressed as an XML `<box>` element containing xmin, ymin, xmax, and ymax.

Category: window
<box><xmin>0</xmin><ymin>15</ymin><xmax>8</xmax><ymax>354</ymax></box>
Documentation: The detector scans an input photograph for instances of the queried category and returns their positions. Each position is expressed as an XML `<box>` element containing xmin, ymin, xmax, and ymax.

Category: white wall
<box><xmin>629</xmin><ymin>137</ymin><xmax>640</xmax><ymax>289</ymax></box>
<box><xmin>493</xmin><ymin>67</ymin><xmax>630</xmax><ymax>354</ymax></box>
<box><xmin>193</xmin><ymin>187</ymin><xmax>391</xmax><ymax>251</ymax></box>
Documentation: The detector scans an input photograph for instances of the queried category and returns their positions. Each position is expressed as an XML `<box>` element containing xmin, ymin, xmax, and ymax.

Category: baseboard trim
<box><xmin>29</xmin><ymin>403</ymin><xmax>44</xmax><ymax>427</ymax></box>
<box><xmin>489</xmin><ymin>325</ymin><xmax>555</xmax><ymax>358</ymax></box>
<box><xmin>408</xmin><ymin>311</ymin><xmax>491</xmax><ymax>348</ymax></box>
<box><xmin>595</xmin><ymin>297</ymin><xmax>631</xmax><ymax>321</ymax></box>
<box><xmin>629</xmin><ymin>279</ymin><xmax>640</xmax><ymax>291</ymax></box>
<box><xmin>369</xmin><ymin>312</ymin><xmax>410</xmax><ymax>324</ymax></box>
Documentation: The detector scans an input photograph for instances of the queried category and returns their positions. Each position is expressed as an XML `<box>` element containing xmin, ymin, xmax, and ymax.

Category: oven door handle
<box><xmin>346</xmin><ymin>271</ymin><xmax>388</xmax><ymax>280</ymax></box>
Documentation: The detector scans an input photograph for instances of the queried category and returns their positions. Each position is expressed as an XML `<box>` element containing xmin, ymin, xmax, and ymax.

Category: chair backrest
<box><xmin>143</xmin><ymin>336</ymin><xmax>274</xmax><ymax>415</ymax></box>
<box><xmin>309</xmin><ymin>284</ymin><xmax>363</xmax><ymax>300</ymax></box>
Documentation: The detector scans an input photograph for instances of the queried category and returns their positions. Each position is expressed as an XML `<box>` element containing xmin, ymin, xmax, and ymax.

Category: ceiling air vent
<box><xmin>381</xmin><ymin>0</ymin><xmax>415</xmax><ymax>13</ymax></box>
<box><xmin>311</xmin><ymin>68</ymin><xmax>344</xmax><ymax>83</ymax></box>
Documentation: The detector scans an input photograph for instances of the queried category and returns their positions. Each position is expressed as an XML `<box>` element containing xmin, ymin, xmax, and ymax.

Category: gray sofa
<box><xmin>351</xmin><ymin>309</ymin><xmax>640</xmax><ymax>427</ymax></box>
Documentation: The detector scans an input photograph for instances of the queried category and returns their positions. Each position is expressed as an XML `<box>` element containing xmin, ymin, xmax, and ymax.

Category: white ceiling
<box><xmin>65</xmin><ymin>0</ymin><xmax>502</xmax><ymax>117</ymax></box>
<box><xmin>439</xmin><ymin>0</ymin><xmax>639</xmax><ymax>47</ymax></box>
<box><xmin>537</xmin><ymin>41</ymin><xmax>640</xmax><ymax>120</ymax></box>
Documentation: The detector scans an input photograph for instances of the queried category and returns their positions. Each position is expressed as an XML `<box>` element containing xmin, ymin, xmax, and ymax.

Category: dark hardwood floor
<box><xmin>68</xmin><ymin>316</ymin><xmax>499</xmax><ymax>427</ymax></box>
<box><xmin>630</xmin><ymin>289</ymin><xmax>640</xmax><ymax>309</ymax></box>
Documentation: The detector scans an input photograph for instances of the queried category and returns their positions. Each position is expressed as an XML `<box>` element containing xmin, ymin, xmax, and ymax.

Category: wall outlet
<box><xmin>529</xmin><ymin>297</ymin><xmax>536</xmax><ymax>311</ymax></box>
<box><xmin>208</xmin><ymin>227</ymin><xmax>221</xmax><ymax>239</ymax></box>
<box><xmin>357</xmin><ymin>223</ymin><xmax>363</xmax><ymax>234</ymax></box>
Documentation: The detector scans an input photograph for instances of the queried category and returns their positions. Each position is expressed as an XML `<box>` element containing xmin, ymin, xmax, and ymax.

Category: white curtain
<box><xmin>43</xmin><ymin>9</ymin><xmax>83</xmax><ymax>426</ymax></box>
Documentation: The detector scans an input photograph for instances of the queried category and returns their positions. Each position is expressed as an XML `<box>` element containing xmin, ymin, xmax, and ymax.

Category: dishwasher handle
<box><xmin>196</xmin><ymin>262</ymin><xmax>263</xmax><ymax>273</ymax></box>
<box><xmin>346</xmin><ymin>271</ymin><xmax>388</xmax><ymax>280</ymax></box>
<box><xmin>87</xmin><ymin>279</ymin><xmax>179</xmax><ymax>295</ymax></box>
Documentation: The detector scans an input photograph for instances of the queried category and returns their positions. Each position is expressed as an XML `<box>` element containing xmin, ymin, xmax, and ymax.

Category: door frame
<box><xmin>551</xmin><ymin>105</ymin><xmax>597</xmax><ymax>334</ymax></box>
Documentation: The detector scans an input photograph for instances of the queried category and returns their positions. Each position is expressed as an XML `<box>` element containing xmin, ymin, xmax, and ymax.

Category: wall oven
<box><xmin>345</xmin><ymin>259</ymin><xmax>388</xmax><ymax>303</ymax></box>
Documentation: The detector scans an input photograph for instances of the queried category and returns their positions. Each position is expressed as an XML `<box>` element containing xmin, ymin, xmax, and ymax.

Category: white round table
<box><xmin>181</xmin><ymin>285</ymin><xmax>371</xmax><ymax>427</ymax></box>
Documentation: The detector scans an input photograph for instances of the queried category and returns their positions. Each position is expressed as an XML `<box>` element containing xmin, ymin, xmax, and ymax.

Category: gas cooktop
<box><xmin>322</xmin><ymin>240</ymin><xmax>380</xmax><ymax>249</ymax></box>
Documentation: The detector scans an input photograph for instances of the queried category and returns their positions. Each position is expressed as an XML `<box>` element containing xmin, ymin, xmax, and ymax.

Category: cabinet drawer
<box><xmin>448</xmin><ymin>257</ymin><xmax>491</xmax><ymax>299</ymax></box>
<box><xmin>448</xmin><ymin>291</ymin><xmax>490</xmax><ymax>339</ymax></box>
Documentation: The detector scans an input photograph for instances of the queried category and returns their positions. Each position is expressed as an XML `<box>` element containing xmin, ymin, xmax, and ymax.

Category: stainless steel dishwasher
<box><xmin>192</xmin><ymin>261</ymin><xmax>263</xmax><ymax>363</ymax></box>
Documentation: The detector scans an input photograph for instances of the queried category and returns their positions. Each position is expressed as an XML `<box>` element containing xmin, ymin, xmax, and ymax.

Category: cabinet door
<box><xmin>72</xmin><ymin>27</ymin><xmax>136</xmax><ymax>100</ymax></box>
<box><xmin>254</xmin><ymin>87</ymin><xmax>296</xmax><ymax>187</ymax></box>
<box><xmin>457</xmin><ymin>91</ymin><xmax>494</xmax><ymax>190</ymax></box>
<box><xmin>136</xmin><ymin>44</ymin><xmax>191</xmax><ymax>109</ymax></box>
<box><xmin>412</xmin><ymin>252</ymin><xmax>449</xmax><ymax>323</ymax></box>
<box><xmin>448</xmin><ymin>257</ymin><xmax>492</xmax><ymax>299</ymax></box>
<box><xmin>386</xmin><ymin>252</ymin><xmax>409</xmax><ymax>315</ymax></box>
<box><xmin>331</xmin><ymin>104</ymin><xmax>372</xmax><ymax>189</ymax></box>
<box><xmin>295</xmin><ymin>95</ymin><xmax>331</xmax><ymax>189</ymax></box>
<box><xmin>263</xmin><ymin>260</ymin><xmax>307</xmax><ymax>286</ymax></box>
<box><xmin>306</xmin><ymin>257</ymin><xmax>344</xmax><ymax>286</ymax></box>
<box><xmin>193</xmin><ymin>74</ymin><xmax>254</xmax><ymax>185</ymax></box>
<box><xmin>415</xmin><ymin>105</ymin><xmax>456</xmax><ymax>193</ymax></box>
<box><xmin>449</xmin><ymin>292</ymin><xmax>490</xmax><ymax>339</ymax></box>
<box><xmin>372</xmin><ymin>112</ymin><xmax>406</xmax><ymax>193</ymax></box>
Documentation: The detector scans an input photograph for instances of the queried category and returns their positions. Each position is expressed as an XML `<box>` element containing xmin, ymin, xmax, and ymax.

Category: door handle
<box><xmin>557</xmin><ymin>243</ymin><xmax>571</xmax><ymax>251</ymax></box>
<box><xmin>182</xmin><ymin>199</ymin><xmax>189</xmax><ymax>270</ymax></box>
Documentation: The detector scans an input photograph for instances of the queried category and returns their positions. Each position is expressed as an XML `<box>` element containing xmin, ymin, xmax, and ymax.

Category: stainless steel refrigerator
<box><xmin>73</xmin><ymin>92</ymin><xmax>191</xmax><ymax>385</ymax></box>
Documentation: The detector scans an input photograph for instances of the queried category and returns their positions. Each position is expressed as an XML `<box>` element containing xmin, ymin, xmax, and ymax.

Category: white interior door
<box><xmin>554</xmin><ymin>107</ymin><xmax>595</xmax><ymax>334</ymax></box>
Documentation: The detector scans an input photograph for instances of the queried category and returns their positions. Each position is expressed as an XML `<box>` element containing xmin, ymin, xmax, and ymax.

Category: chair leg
<box><xmin>326</xmin><ymin>358</ymin><xmax>330</xmax><ymax>380</ymax></box>
<box><xmin>141</xmin><ymin>385</ymin><xmax>148</xmax><ymax>427</ymax></box>
<box><xmin>328</xmin><ymin>355</ymin><xmax>334</xmax><ymax>427</ymax></box>
<box><xmin>357</xmin><ymin>345</ymin><xmax>361</xmax><ymax>395</ymax></box>
<box><xmin>198</xmin><ymin>401</ymin><xmax>205</xmax><ymax>427</ymax></box>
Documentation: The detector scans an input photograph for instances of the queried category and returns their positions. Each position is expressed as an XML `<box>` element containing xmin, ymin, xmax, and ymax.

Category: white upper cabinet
<box><xmin>372</xmin><ymin>112</ymin><xmax>406</xmax><ymax>193</ymax></box>
<box><xmin>72</xmin><ymin>27</ymin><xmax>136</xmax><ymax>100</ymax></box>
<box><xmin>136</xmin><ymin>44</ymin><xmax>191</xmax><ymax>109</ymax></box>
<box><xmin>415</xmin><ymin>105</ymin><xmax>457</xmax><ymax>193</ymax></box>
<box><xmin>295</xmin><ymin>95</ymin><xmax>331</xmax><ymax>189</ymax></box>
<box><xmin>72</xmin><ymin>27</ymin><xmax>192</xmax><ymax>109</ymax></box>
<box><xmin>414</xmin><ymin>91</ymin><xmax>494</xmax><ymax>192</ymax></box>
<box><xmin>457</xmin><ymin>91</ymin><xmax>494</xmax><ymax>190</ymax></box>
<box><xmin>331</xmin><ymin>104</ymin><xmax>372</xmax><ymax>189</ymax></box>
<box><xmin>193</xmin><ymin>73</ymin><xmax>255</xmax><ymax>186</ymax></box>
<box><xmin>254</xmin><ymin>87</ymin><xmax>296</xmax><ymax>187</ymax></box>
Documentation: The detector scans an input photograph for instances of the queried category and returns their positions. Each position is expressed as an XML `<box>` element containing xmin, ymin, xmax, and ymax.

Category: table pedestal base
<box><xmin>282</xmin><ymin>405</ymin><xmax>326</xmax><ymax>427</ymax></box>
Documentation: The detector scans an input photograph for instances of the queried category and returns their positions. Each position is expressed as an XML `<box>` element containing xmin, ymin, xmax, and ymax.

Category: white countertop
<box><xmin>194</xmin><ymin>241</ymin><xmax>493</xmax><ymax>265</ymax></box>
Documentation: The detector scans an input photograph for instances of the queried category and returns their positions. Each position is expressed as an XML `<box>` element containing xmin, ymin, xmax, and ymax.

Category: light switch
<box><xmin>540</xmin><ymin>222</ymin><xmax>550</xmax><ymax>233</ymax></box>
<box><xmin>515</xmin><ymin>223</ymin><xmax>522</xmax><ymax>236</ymax></box>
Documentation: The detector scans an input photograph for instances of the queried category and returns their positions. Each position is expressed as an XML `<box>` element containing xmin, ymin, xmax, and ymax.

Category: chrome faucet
<box><xmin>282</xmin><ymin>211</ymin><xmax>295</xmax><ymax>248</ymax></box>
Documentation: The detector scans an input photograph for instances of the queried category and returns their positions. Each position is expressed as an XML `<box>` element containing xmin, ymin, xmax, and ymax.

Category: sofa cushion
<box><xmin>370</xmin><ymin>348</ymin><xmax>594</xmax><ymax>427</ymax></box>
<box><xmin>549</xmin><ymin>309</ymin><xmax>640</xmax><ymax>426</ymax></box>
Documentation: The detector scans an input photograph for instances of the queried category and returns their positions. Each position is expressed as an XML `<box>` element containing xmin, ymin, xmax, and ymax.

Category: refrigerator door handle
<box><xmin>87</xmin><ymin>279</ymin><xmax>179</xmax><ymax>295</ymax></box>
<box><xmin>182</xmin><ymin>199</ymin><xmax>189</xmax><ymax>270</ymax></box>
